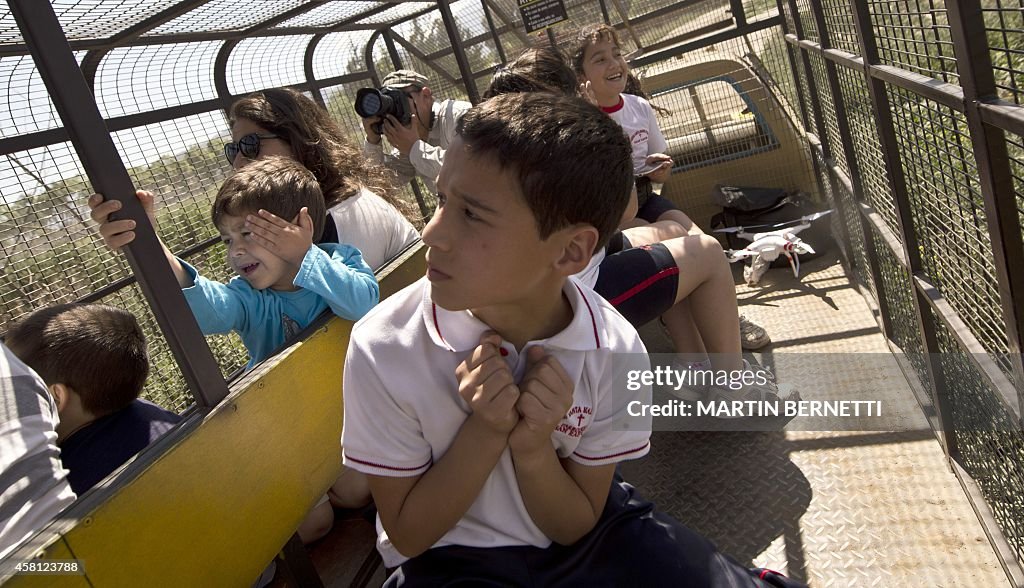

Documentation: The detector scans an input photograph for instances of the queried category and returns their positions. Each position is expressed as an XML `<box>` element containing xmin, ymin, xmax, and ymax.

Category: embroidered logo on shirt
<box><xmin>555</xmin><ymin>404</ymin><xmax>593</xmax><ymax>439</ymax></box>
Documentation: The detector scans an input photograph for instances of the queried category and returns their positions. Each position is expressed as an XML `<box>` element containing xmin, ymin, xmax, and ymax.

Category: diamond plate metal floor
<box><xmin>623</xmin><ymin>253</ymin><xmax>1008</xmax><ymax>587</ymax></box>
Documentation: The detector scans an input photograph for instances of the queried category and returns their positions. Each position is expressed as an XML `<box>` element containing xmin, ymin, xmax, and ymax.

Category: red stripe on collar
<box><xmin>600</xmin><ymin>96</ymin><xmax>625</xmax><ymax>114</ymax></box>
<box><xmin>431</xmin><ymin>303</ymin><xmax>453</xmax><ymax>351</ymax></box>
<box><xmin>573</xmin><ymin>282</ymin><xmax>601</xmax><ymax>348</ymax></box>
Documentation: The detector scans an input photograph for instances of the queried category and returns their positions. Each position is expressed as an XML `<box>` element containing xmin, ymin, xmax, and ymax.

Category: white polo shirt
<box><xmin>604</xmin><ymin>93</ymin><xmax>669</xmax><ymax>174</ymax></box>
<box><xmin>341</xmin><ymin>276</ymin><xmax>652</xmax><ymax>566</ymax></box>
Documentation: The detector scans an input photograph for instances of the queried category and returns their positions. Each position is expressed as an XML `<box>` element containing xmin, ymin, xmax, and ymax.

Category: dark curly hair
<box><xmin>570</xmin><ymin>24</ymin><xmax>670</xmax><ymax>116</ymax></box>
<box><xmin>229</xmin><ymin>88</ymin><xmax>415</xmax><ymax>219</ymax></box>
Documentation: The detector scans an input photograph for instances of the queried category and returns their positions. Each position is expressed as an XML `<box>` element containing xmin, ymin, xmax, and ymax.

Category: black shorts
<box><xmin>635</xmin><ymin>176</ymin><xmax>680</xmax><ymax>223</ymax></box>
<box><xmin>593</xmin><ymin>241</ymin><xmax>678</xmax><ymax>327</ymax></box>
<box><xmin>384</xmin><ymin>475</ymin><xmax>806</xmax><ymax>587</ymax></box>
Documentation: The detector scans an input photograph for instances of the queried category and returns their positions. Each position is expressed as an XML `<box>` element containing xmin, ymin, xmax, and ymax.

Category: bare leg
<box><xmin>656</xmin><ymin>209</ymin><xmax>704</xmax><ymax>236</ymax></box>
<box><xmin>328</xmin><ymin>465</ymin><xmax>372</xmax><ymax>509</ymax></box>
<box><xmin>661</xmin><ymin>235</ymin><xmax>743</xmax><ymax>372</ymax></box>
<box><xmin>622</xmin><ymin>223</ymin><xmax>714</xmax><ymax>361</ymax></box>
<box><xmin>621</xmin><ymin>219</ymin><xmax>687</xmax><ymax>244</ymax></box>
<box><xmin>298</xmin><ymin>500</ymin><xmax>334</xmax><ymax>544</ymax></box>
<box><xmin>661</xmin><ymin>299</ymin><xmax>706</xmax><ymax>358</ymax></box>
<box><xmin>618</xmin><ymin>217</ymin><xmax>649</xmax><ymax>230</ymax></box>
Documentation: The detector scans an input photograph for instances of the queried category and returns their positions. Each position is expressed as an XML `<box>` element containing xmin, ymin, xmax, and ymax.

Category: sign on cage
<box><xmin>518</xmin><ymin>0</ymin><xmax>568</xmax><ymax>33</ymax></box>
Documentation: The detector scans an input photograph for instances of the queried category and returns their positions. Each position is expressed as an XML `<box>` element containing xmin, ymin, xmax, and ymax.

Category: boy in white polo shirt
<box><xmin>342</xmin><ymin>93</ymin><xmax>804</xmax><ymax>587</ymax></box>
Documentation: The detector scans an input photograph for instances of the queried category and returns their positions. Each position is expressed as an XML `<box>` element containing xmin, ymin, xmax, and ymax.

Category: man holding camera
<box><xmin>359</xmin><ymin>70</ymin><xmax>472</xmax><ymax>194</ymax></box>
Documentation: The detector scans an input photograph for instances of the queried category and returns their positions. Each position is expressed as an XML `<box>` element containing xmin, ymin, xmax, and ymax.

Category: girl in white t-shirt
<box><xmin>572</xmin><ymin>26</ymin><xmax>773</xmax><ymax>355</ymax></box>
<box><xmin>572</xmin><ymin>24</ymin><xmax>703</xmax><ymax>236</ymax></box>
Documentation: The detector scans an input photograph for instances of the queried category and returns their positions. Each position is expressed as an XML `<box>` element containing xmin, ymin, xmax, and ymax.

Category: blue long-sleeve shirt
<box><xmin>180</xmin><ymin>243</ymin><xmax>379</xmax><ymax>368</ymax></box>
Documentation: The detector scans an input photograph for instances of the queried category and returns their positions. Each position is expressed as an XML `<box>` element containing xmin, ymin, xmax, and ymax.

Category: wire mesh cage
<box><xmin>4</xmin><ymin>0</ymin><xmax>1024</xmax><ymax>574</ymax></box>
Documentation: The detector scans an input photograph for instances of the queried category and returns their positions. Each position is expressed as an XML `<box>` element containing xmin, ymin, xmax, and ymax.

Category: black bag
<box><xmin>709</xmin><ymin>184</ymin><xmax>832</xmax><ymax>263</ymax></box>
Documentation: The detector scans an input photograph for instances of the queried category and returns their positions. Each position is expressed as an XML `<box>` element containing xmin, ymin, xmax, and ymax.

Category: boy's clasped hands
<box><xmin>455</xmin><ymin>331</ymin><xmax>573</xmax><ymax>455</ymax></box>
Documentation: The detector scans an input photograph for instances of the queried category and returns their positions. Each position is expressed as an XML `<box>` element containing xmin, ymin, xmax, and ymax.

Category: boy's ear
<box><xmin>554</xmin><ymin>225</ymin><xmax>599</xmax><ymax>275</ymax></box>
<box><xmin>48</xmin><ymin>383</ymin><xmax>71</xmax><ymax>413</ymax></box>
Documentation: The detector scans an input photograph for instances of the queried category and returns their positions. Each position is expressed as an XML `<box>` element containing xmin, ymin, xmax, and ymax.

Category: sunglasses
<box><xmin>223</xmin><ymin>133</ymin><xmax>279</xmax><ymax>164</ymax></box>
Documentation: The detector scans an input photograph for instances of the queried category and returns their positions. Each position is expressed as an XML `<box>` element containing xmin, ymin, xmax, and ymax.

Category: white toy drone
<box><xmin>715</xmin><ymin>210</ymin><xmax>833</xmax><ymax>285</ymax></box>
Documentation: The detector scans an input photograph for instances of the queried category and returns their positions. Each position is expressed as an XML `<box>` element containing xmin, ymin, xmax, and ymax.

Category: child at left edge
<box><xmin>87</xmin><ymin>155</ymin><xmax>379</xmax><ymax>542</ymax></box>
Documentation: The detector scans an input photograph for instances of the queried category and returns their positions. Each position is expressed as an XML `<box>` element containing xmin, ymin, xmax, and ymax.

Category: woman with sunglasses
<box><xmin>223</xmin><ymin>88</ymin><xmax>418</xmax><ymax>522</ymax></box>
<box><xmin>226</xmin><ymin>88</ymin><xmax>420</xmax><ymax>270</ymax></box>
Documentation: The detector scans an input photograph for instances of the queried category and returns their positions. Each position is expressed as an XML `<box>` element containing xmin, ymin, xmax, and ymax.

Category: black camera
<box><xmin>354</xmin><ymin>87</ymin><xmax>411</xmax><ymax>135</ymax></box>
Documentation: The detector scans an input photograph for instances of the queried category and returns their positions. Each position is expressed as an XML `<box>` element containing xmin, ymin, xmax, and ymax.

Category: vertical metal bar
<box><xmin>783</xmin><ymin>0</ymin><xmax>848</xmax><ymax>258</ymax></box>
<box><xmin>609</xmin><ymin>0</ymin><xmax>643</xmax><ymax>53</ymax></box>
<box><xmin>788</xmin><ymin>0</ymin><xmax>856</xmax><ymax>276</ymax></box>
<box><xmin>383</xmin><ymin>31</ymin><xmax>404</xmax><ymax>71</ymax></box>
<box><xmin>786</xmin><ymin>0</ymin><xmax>827</xmax><ymax>157</ymax></box>
<box><xmin>411</xmin><ymin>180</ymin><xmax>431</xmax><ymax>220</ymax></box>
<box><xmin>214</xmin><ymin>39</ymin><xmax>239</xmax><ymax>112</ymax></box>
<box><xmin>79</xmin><ymin>49</ymin><xmax>107</xmax><ymax>92</ymax></box>
<box><xmin>598</xmin><ymin>0</ymin><xmax>612</xmax><ymax>26</ymax></box>
<box><xmin>775</xmin><ymin>0</ymin><xmax>812</xmax><ymax>134</ymax></box>
<box><xmin>305</xmin><ymin>33</ymin><xmax>327</xmax><ymax>108</ymax></box>
<box><xmin>8</xmin><ymin>0</ymin><xmax>229</xmax><ymax>407</ymax></box>
<box><xmin>364</xmin><ymin>31</ymin><xmax>383</xmax><ymax>85</ymax></box>
<box><xmin>946</xmin><ymin>0</ymin><xmax>1024</xmax><ymax>417</ymax></box>
<box><xmin>437</xmin><ymin>0</ymin><xmax>481</xmax><ymax>104</ymax></box>
<box><xmin>480</xmin><ymin>0</ymin><xmax>507</xmax><ymax>65</ymax></box>
<box><xmin>850</xmin><ymin>0</ymin><xmax>957</xmax><ymax>457</ymax></box>
<box><xmin>729</xmin><ymin>0</ymin><xmax>748</xmax><ymax>28</ymax></box>
<box><xmin>482</xmin><ymin>1</ymin><xmax>531</xmax><ymax>45</ymax></box>
<box><xmin>806</xmin><ymin>0</ymin><xmax>893</xmax><ymax>339</ymax></box>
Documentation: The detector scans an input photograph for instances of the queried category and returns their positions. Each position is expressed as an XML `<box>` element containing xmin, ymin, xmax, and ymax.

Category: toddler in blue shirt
<box><xmin>89</xmin><ymin>156</ymin><xmax>379</xmax><ymax>369</ymax></box>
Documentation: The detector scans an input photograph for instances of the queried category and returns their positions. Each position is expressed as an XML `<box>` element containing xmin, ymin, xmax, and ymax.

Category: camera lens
<box><xmin>355</xmin><ymin>88</ymin><xmax>392</xmax><ymax>119</ymax></box>
<box><xmin>359</xmin><ymin>93</ymin><xmax>382</xmax><ymax>116</ymax></box>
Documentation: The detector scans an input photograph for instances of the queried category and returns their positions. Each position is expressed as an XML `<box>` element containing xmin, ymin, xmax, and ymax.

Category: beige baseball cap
<box><xmin>381</xmin><ymin>69</ymin><xmax>428</xmax><ymax>90</ymax></box>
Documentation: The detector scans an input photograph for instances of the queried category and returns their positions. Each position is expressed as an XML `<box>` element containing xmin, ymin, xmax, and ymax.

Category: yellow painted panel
<box><xmin>2</xmin><ymin>244</ymin><xmax>427</xmax><ymax>588</ymax></box>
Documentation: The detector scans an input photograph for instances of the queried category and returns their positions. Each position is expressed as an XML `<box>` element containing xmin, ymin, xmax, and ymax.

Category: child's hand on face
<box><xmin>244</xmin><ymin>207</ymin><xmax>314</xmax><ymax>267</ymax></box>
<box><xmin>455</xmin><ymin>331</ymin><xmax>520</xmax><ymax>435</ymax></box>
<box><xmin>509</xmin><ymin>346</ymin><xmax>573</xmax><ymax>454</ymax></box>
<box><xmin>87</xmin><ymin>190</ymin><xmax>157</xmax><ymax>251</ymax></box>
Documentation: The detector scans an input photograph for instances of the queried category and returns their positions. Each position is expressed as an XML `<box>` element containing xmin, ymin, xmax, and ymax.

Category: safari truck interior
<box><xmin>1</xmin><ymin>0</ymin><xmax>1024</xmax><ymax>586</ymax></box>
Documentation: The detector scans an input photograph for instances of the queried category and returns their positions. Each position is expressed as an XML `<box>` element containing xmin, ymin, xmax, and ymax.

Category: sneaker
<box><xmin>739</xmin><ymin>315</ymin><xmax>771</xmax><ymax>350</ymax></box>
<box><xmin>706</xmin><ymin>360</ymin><xmax>800</xmax><ymax>419</ymax></box>
<box><xmin>661</xmin><ymin>358</ymin><xmax>712</xmax><ymax>401</ymax></box>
